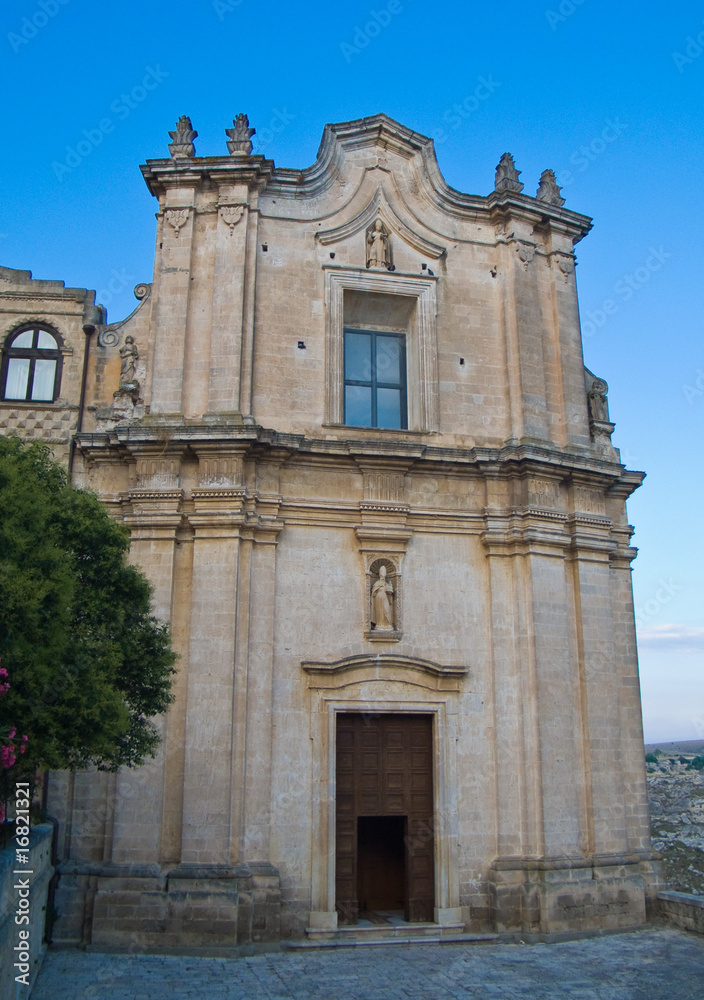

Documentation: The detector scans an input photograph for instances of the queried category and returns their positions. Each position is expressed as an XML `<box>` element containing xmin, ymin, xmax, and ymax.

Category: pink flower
<box><xmin>8</xmin><ymin>727</ymin><xmax>16</xmax><ymax>740</ymax></box>
<box><xmin>0</xmin><ymin>746</ymin><xmax>16</xmax><ymax>768</ymax></box>
<box><xmin>0</xmin><ymin>667</ymin><xmax>8</xmax><ymax>678</ymax></box>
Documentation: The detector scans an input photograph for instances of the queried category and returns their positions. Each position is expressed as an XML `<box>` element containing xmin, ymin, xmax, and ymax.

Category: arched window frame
<box><xmin>1</xmin><ymin>323</ymin><xmax>64</xmax><ymax>403</ymax></box>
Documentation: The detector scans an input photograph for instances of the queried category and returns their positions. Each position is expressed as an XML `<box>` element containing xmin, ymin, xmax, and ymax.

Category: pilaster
<box><xmin>180</xmin><ymin>444</ymin><xmax>248</xmax><ymax>864</ymax></box>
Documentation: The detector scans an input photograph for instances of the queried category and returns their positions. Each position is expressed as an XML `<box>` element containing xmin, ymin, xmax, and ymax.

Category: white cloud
<box><xmin>637</xmin><ymin>623</ymin><xmax>704</xmax><ymax>652</ymax></box>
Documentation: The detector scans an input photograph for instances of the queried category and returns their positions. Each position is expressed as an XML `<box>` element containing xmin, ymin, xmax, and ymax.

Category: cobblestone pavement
<box><xmin>31</xmin><ymin>928</ymin><xmax>704</xmax><ymax>999</ymax></box>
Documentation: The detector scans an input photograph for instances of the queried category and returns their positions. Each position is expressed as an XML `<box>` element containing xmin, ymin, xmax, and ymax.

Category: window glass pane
<box><xmin>36</xmin><ymin>329</ymin><xmax>57</xmax><ymax>349</ymax></box>
<box><xmin>376</xmin><ymin>387</ymin><xmax>403</xmax><ymax>429</ymax></box>
<box><xmin>12</xmin><ymin>330</ymin><xmax>34</xmax><ymax>348</ymax></box>
<box><xmin>5</xmin><ymin>358</ymin><xmax>30</xmax><ymax>398</ymax></box>
<box><xmin>344</xmin><ymin>332</ymin><xmax>372</xmax><ymax>383</ymax></box>
<box><xmin>375</xmin><ymin>335</ymin><xmax>403</xmax><ymax>385</ymax></box>
<box><xmin>345</xmin><ymin>385</ymin><xmax>372</xmax><ymax>426</ymax></box>
<box><xmin>31</xmin><ymin>359</ymin><xmax>56</xmax><ymax>400</ymax></box>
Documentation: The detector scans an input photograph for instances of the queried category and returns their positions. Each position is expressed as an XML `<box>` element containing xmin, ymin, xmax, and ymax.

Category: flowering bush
<box><xmin>0</xmin><ymin>662</ymin><xmax>28</xmax><ymax>823</ymax></box>
<box><xmin>0</xmin><ymin>665</ymin><xmax>27</xmax><ymax>768</ymax></box>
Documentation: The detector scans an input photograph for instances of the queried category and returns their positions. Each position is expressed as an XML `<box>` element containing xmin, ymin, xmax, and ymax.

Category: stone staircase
<box><xmin>289</xmin><ymin>912</ymin><xmax>498</xmax><ymax>949</ymax></box>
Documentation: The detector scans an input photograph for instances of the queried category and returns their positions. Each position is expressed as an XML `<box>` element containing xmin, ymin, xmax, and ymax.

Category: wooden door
<box><xmin>335</xmin><ymin>713</ymin><xmax>434</xmax><ymax>923</ymax></box>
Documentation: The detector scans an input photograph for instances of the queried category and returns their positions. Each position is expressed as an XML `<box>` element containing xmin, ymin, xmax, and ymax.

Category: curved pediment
<box><xmin>302</xmin><ymin>653</ymin><xmax>467</xmax><ymax>692</ymax></box>
<box><xmin>267</xmin><ymin>113</ymin><xmax>481</xmax><ymax>214</ymax></box>
<box><xmin>315</xmin><ymin>187</ymin><xmax>446</xmax><ymax>261</ymax></box>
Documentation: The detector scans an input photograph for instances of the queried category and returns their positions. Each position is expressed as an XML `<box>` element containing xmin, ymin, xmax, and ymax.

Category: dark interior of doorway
<box><xmin>357</xmin><ymin>815</ymin><xmax>406</xmax><ymax>918</ymax></box>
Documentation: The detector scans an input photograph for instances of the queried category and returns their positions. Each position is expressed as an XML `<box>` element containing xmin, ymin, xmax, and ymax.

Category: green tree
<box><xmin>0</xmin><ymin>437</ymin><xmax>176</xmax><ymax>772</ymax></box>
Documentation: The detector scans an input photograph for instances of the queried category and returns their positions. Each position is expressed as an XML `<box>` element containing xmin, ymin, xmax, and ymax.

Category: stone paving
<box><xmin>29</xmin><ymin>928</ymin><xmax>704</xmax><ymax>999</ymax></box>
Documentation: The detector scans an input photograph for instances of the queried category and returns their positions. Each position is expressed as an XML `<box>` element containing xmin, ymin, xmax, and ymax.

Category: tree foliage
<box><xmin>0</xmin><ymin>437</ymin><xmax>176</xmax><ymax>771</ymax></box>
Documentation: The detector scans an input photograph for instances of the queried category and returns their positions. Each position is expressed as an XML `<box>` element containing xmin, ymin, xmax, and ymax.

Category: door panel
<box><xmin>335</xmin><ymin>714</ymin><xmax>434</xmax><ymax>924</ymax></box>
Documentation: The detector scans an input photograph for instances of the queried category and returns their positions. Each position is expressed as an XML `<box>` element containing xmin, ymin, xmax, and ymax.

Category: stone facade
<box><xmin>0</xmin><ymin>113</ymin><xmax>659</xmax><ymax>947</ymax></box>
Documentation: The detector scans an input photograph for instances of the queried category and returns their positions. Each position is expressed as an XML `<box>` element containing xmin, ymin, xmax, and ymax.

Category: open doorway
<box><xmin>357</xmin><ymin>815</ymin><xmax>406</xmax><ymax>918</ymax></box>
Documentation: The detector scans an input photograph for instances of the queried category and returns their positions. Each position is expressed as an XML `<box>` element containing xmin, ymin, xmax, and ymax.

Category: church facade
<box><xmin>0</xmin><ymin>113</ymin><xmax>659</xmax><ymax>948</ymax></box>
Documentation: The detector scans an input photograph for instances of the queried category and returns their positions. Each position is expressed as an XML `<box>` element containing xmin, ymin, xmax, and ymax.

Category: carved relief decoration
<box><xmin>197</xmin><ymin>452</ymin><xmax>245</xmax><ymax>488</ymax></box>
<box><xmin>573</xmin><ymin>487</ymin><xmax>606</xmax><ymax>517</ymax></box>
<box><xmin>165</xmin><ymin>208</ymin><xmax>190</xmax><ymax>236</ymax></box>
<box><xmin>135</xmin><ymin>455</ymin><xmax>181</xmax><ymax>490</ymax></box>
<box><xmin>515</xmin><ymin>241</ymin><xmax>536</xmax><ymax>268</ymax></box>
<box><xmin>364</xmin><ymin>471</ymin><xmax>405</xmax><ymax>505</ymax></box>
<box><xmin>219</xmin><ymin>204</ymin><xmax>245</xmax><ymax>234</ymax></box>
<box><xmin>553</xmin><ymin>252</ymin><xmax>575</xmax><ymax>280</ymax></box>
<box><xmin>364</xmin><ymin>557</ymin><xmax>402</xmax><ymax>639</ymax></box>
<box><xmin>526</xmin><ymin>477</ymin><xmax>561</xmax><ymax>508</ymax></box>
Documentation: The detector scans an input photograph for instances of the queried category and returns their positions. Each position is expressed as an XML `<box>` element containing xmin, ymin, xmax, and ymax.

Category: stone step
<box><xmin>288</xmin><ymin>924</ymin><xmax>499</xmax><ymax>949</ymax></box>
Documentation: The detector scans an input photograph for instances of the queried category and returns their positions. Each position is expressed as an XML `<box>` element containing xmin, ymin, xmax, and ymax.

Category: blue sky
<box><xmin>2</xmin><ymin>0</ymin><xmax>702</xmax><ymax>741</ymax></box>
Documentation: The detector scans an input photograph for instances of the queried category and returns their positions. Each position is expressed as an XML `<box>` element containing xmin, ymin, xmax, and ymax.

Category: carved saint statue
<box><xmin>371</xmin><ymin>565</ymin><xmax>394</xmax><ymax>631</ymax></box>
<box><xmin>366</xmin><ymin>220</ymin><xmax>390</xmax><ymax>269</ymax></box>
<box><xmin>119</xmin><ymin>336</ymin><xmax>139</xmax><ymax>388</ymax></box>
<box><xmin>588</xmin><ymin>384</ymin><xmax>609</xmax><ymax>423</ymax></box>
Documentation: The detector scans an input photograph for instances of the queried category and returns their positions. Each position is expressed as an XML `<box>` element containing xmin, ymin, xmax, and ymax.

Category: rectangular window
<box><xmin>343</xmin><ymin>330</ymin><xmax>407</xmax><ymax>429</ymax></box>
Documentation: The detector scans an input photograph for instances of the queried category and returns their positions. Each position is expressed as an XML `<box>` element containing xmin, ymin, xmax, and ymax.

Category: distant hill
<box><xmin>645</xmin><ymin>739</ymin><xmax>704</xmax><ymax>756</ymax></box>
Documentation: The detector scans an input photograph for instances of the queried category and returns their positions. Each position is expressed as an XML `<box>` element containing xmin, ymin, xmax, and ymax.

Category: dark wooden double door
<box><xmin>335</xmin><ymin>713</ymin><xmax>435</xmax><ymax>924</ymax></box>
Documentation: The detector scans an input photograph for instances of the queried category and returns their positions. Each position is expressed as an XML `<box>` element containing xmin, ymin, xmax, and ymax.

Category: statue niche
<box><xmin>366</xmin><ymin>559</ymin><xmax>400</xmax><ymax>638</ymax></box>
<box><xmin>366</xmin><ymin>219</ymin><xmax>393</xmax><ymax>271</ymax></box>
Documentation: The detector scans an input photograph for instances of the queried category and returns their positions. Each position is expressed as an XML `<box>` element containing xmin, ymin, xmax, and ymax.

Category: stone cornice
<box><xmin>138</xmin><ymin>114</ymin><xmax>592</xmax><ymax>242</ymax></box>
<box><xmin>141</xmin><ymin>156</ymin><xmax>275</xmax><ymax>199</ymax></box>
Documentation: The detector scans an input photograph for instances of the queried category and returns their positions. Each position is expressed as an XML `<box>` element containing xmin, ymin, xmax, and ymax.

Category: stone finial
<box><xmin>226</xmin><ymin>114</ymin><xmax>256</xmax><ymax>156</ymax></box>
<box><xmin>495</xmin><ymin>152</ymin><xmax>523</xmax><ymax>193</ymax></box>
<box><xmin>536</xmin><ymin>169</ymin><xmax>565</xmax><ymax>207</ymax></box>
<box><xmin>168</xmin><ymin>115</ymin><xmax>197</xmax><ymax>159</ymax></box>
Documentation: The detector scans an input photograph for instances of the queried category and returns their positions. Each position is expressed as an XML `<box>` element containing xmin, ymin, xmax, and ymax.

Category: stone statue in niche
<box><xmin>119</xmin><ymin>336</ymin><xmax>139</xmax><ymax>389</ymax></box>
<box><xmin>366</xmin><ymin>219</ymin><xmax>391</xmax><ymax>270</ymax></box>
<box><xmin>371</xmin><ymin>565</ymin><xmax>394</xmax><ymax>630</ymax></box>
